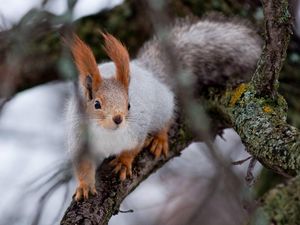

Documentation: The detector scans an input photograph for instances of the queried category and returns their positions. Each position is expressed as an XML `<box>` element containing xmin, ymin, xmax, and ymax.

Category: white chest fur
<box><xmin>88</xmin><ymin>122</ymin><xmax>139</xmax><ymax>157</ymax></box>
<box><xmin>67</xmin><ymin>61</ymin><xmax>174</xmax><ymax>159</ymax></box>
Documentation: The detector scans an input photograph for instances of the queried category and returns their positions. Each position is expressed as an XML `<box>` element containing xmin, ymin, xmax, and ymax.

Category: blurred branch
<box><xmin>0</xmin><ymin>0</ymin><xmax>298</xmax><ymax>224</ymax></box>
<box><xmin>0</xmin><ymin>0</ymin><xmax>264</xmax><ymax>99</ymax></box>
<box><xmin>259</xmin><ymin>174</ymin><xmax>300</xmax><ymax>225</ymax></box>
<box><xmin>28</xmin><ymin>162</ymin><xmax>72</xmax><ymax>225</ymax></box>
<box><xmin>0</xmin><ymin>11</ymin><xmax>63</xmax><ymax>98</ymax></box>
<box><xmin>60</xmin><ymin>0</ymin><xmax>300</xmax><ymax>225</ymax></box>
<box><xmin>0</xmin><ymin>97</ymin><xmax>10</xmax><ymax>113</ymax></box>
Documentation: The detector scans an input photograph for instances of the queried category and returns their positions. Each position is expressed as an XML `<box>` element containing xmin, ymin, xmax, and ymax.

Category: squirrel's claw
<box><xmin>74</xmin><ymin>182</ymin><xmax>97</xmax><ymax>201</ymax></box>
<box><xmin>148</xmin><ymin>129</ymin><xmax>169</xmax><ymax>159</ymax></box>
<box><xmin>110</xmin><ymin>153</ymin><xmax>134</xmax><ymax>181</ymax></box>
<box><xmin>144</xmin><ymin>136</ymin><xmax>154</xmax><ymax>147</ymax></box>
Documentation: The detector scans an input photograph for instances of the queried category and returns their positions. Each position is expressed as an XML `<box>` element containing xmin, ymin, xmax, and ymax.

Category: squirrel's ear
<box><xmin>69</xmin><ymin>34</ymin><xmax>101</xmax><ymax>100</ymax></box>
<box><xmin>101</xmin><ymin>32</ymin><xmax>130</xmax><ymax>90</ymax></box>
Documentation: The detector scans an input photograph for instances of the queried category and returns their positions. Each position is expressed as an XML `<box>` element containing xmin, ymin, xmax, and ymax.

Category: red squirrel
<box><xmin>66</xmin><ymin>33</ymin><xmax>174</xmax><ymax>200</ymax></box>
<box><xmin>66</xmin><ymin>17</ymin><xmax>261</xmax><ymax>200</ymax></box>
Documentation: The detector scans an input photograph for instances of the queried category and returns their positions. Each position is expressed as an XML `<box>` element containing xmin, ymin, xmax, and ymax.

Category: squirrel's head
<box><xmin>70</xmin><ymin>32</ymin><xmax>130</xmax><ymax>130</ymax></box>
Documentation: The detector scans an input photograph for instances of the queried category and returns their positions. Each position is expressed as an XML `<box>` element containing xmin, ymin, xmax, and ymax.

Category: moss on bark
<box><xmin>262</xmin><ymin>175</ymin><xmax>300</xmax><ymax>225</ymax></box>
<box><xmin>208</xmin><ymin>83</ymin><xmax>300</xmax><ymax>176</ymax></box>
<box><xmin>251</xmin><ymin>176</ymin><xmax>300</xmax><ymax>225</ymax></box>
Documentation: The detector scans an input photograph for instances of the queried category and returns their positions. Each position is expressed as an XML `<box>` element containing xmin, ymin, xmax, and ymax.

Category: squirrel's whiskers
<box><xmin>66</xmin><ymin>15</ymin><xmax>261</xmax><ymax>200</ymax></box>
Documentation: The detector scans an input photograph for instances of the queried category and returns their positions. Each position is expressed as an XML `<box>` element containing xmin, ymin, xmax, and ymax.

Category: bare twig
<box><xmin>232</xmin><ymin>156</ymin><xmax>252</xmax><ymax>165</ymax></box>
<box><xmin>118</xmin><ymin>209</ymin><xmax>134</xmax><ymax>213</ymax></box>
<box><xmin>245</xmin><ymin>157</ymin><xmax>257</xmax><ymax>186</ymax></box>
<box><xmin>61</xmin><ymin>0</ymin><xmax>296</xmax><ymax>224</ymax></box>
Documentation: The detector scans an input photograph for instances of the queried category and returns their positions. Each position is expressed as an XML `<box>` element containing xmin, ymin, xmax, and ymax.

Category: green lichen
<box><xmin>278</xmin><ymin>1</ymin><xmax>291</xmax><ymax>24</ymax></box>
<box><xmin>230</xmin><ymin>87</ymin><xmax>300</xmax><ymax>174</ymax></box>
<box><xmin>208</xmin><ymin>82</ymin><xmax>300</xmax><ymax>175</ymax></box>
<box><xmin>262</xmin><ymin>176</ymin><xmax>300</xmax><ymax>225</ymax></box>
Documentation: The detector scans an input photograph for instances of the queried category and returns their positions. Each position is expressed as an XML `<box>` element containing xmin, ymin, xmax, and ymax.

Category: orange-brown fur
<box><xmin>71</xmin><ymin>33</ymin><xmax>131</xmax><ymax>130</ymax></box>
<box><xmin>101</xmin><ymin>32</ymin><xmax>130</xmax><ymax>90</ymax></box>
<box><xmin>69</xmin><ymin>33</ymin><xmax>171</xmax><ymax>200</ymax></box>
<box><xmin>146</xmin><ymin>125</ymin><xmax>170</xmax><ymax>158</ymax></box>
<box><xmin>70</xmin><ymin>34</ymin><xmax>101</xmax><ymax>94</ymax></box>
<box><xmin>85</xmin><ymin>80</ymin><xmax>129</xmax><ymax>129</ymax></box>
<box><xmin>74</xmin><ymin>158</ymin><xmax>97</xmax><ymax>201</ymax></box>
<box><xmin>109</xmin><ymin>148</ymin><xmax>141</xmax><ymax>181</ymax></box>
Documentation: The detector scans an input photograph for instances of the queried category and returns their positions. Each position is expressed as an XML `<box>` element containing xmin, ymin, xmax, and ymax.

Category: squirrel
<box><xmin>66</xmin><ymin>15</ymin><xmax>262</xmax><ymax>201</ymax></box>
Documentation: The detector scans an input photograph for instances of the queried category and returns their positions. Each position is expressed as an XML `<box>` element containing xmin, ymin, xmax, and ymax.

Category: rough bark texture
<box><xmin>251</xmin><ymin>0</ymin><xmax>292</xmax><ymax>98</ymax></box>
<box><xmin>60</xmin><ymin>0</ymin><xmax>300</xmax><ymax>225</ymax></box>
<box><xmin>61</xmin><ymin>115</ymin><xmax>193</xmax><ymax>225</ymax></box>
<box><xmin>0</xmin><ymin>0</ymin><xmax>298</xmax><ymax>224</ymax></box>
<box><xmin>208</xmin><ymin>84</ymin><xmax>300</xmax><ymax>177</ymax></box>
<box><xmin>260</xmin><ymin>175</ymin><xmax>300</xmax><ymax>225</ymax></box>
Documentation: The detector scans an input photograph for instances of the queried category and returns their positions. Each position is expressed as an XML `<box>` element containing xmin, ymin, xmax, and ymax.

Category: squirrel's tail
<box><xmin>136</xmin><ymin>15</ymin><xmax>262</xmax><ymax>90</ymax></box>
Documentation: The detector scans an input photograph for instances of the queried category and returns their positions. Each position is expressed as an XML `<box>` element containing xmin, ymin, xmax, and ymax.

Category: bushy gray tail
<box><xmin>136</xmin><ymin>15</ymin><xmax>262</xmax><ymax>90</ymax></box>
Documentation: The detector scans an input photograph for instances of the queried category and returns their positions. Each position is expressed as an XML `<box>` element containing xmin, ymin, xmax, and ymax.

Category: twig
<box><xmin>118</xmin><ymin>209</ymin><xmax>134</xmax><ymax>213</ymax></box>
<box><xmin>61</xmin><ymin>0</ymin><xmax>297</xmax><ymax>224</ymax></box>
<box><xmin>245</xmin><ymin>157</ymin><xmax>257</xmax><ymax>186</ymax></box>
<box><xmin>232</xmin><ymin>156</ymin><xmax>252</xmax><ymax>165</ymax></box>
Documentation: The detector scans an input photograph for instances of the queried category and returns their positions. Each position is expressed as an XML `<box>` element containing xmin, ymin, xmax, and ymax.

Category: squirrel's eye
<box><xmin>128</xmin><ymin>103</ymin><xmax>131</xmax><ymax>110</ymax></box>
<box><xmin>94</xmin><ymin>100</ymin><xmax>101</xmax><ymax>109</ymax></box>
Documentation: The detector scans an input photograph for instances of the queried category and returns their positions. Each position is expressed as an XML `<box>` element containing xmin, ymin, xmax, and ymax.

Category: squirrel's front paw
<box><xmin>74</xmin><ymin>181</ymin><xmax>97</xmax><ymax>201</ymax></box>
<box><xmin>110</xmin><ymin>151</ymin><xmax>137</xmax><ymax>181</ymax></box>
<box><xmin>146</xmin><ymin>129</ymin><xmax>169</xmax><ymax>159</ymax></box>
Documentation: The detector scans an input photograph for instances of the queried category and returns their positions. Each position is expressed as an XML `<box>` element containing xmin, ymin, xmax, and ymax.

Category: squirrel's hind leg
<box><xmin>146</xmin><ymin>125</ymin><xmax>170</xmax><ymax>159</ymax></box>
<box><xmin>74</xmin><ymin>156</ymin><xmax>97</xmax><ymax>201</ymax></box>
<box><xmin>110</xmin><ymin>147</ymin><xmax>141</xmax><ymax>181</ymax></box>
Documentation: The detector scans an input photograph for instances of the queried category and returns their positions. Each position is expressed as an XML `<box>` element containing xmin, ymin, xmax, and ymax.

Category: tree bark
<box><xmin>60</xmin><ymin>0</ymin><xmax>300</xmax><ymax>224</ymax></box>
<box><xmin>0</xmin><ymin>0</ymin><xmax>298</xmax><ymax>224</ymax></box>
<box><xmin>251</xmin><ymin>0</ymin><xmax>291</xmax><ymax>98</ymax></box>
<box><xmin>61</xmin><ymin>115</ymin><xmax>193</xmax><ymax>225</ymax></box>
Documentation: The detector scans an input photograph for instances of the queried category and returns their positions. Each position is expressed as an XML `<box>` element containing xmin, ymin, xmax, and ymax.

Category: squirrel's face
<box><xmin>86</xmin><ymin>79</ymin><xmax>130</xmax><ymax>130</ymax></box>
<box><xmin>69</xmin><ymin>32</ymin><xmax>131</xmax><ymax>130</ymax></box>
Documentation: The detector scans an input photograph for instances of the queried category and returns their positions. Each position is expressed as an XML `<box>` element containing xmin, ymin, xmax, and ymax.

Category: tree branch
<box><xmin>260</xmin><ymin>175</ymin><xmax>300</xmax><ymax>225</ymax></box>
<box><xmin>61</xmin><ymin>115</ymin><xmax>194</xmax><ymax>225</ymax></box>
<box><xmin>251</xmin><ymin>0</ymin><xmax>292</xmax><ymax>98</ymax></box>
<box><xmin>220</xmin><ymin>0</ymin><xmax>295</xmax><ymax>175</ymax></box>
<box><xmin>60</xmin><ymin>0</ymin><xmax>298</xmax><ymax>224</ymax></box>
<box><xmin>207</xmin><ymin>83</ymin><xmax>300</xmax><ymax>176</ymax></box>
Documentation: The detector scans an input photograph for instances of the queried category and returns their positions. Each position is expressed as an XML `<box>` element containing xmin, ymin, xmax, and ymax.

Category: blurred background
<box><xmin>0</xmin><ymin>0</ymin><xmax>299</xmax><ymax>225</ymax></box>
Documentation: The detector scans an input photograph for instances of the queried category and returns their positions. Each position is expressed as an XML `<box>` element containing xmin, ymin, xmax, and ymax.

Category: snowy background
<box><xmin>0</xmin><ymin>0</ymin><xmax>122</xmax><ymax>28</ymax></box>
<box><xmin>0</xmin><ymin>81</ymin><xmax>259</xmax><ymax>225</ymax></box>
<box><xmin>0</xmin><ymin>0</ymin><xmax>282</xmax><ymax>224</ymax></box>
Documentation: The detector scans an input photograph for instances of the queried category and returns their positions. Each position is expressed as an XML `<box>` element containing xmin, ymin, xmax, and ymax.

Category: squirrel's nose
<box><xmin>113</xmin><ymin>115</ymin><xmax>123</xmax><ymax>125</ymax></box>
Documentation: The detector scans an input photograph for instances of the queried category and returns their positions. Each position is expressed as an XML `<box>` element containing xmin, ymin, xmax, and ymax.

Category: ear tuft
<box><xmin>69</xmin><ymin>34</ymin><xmax>101</xmax><ymax>98</ymax></box>
<box><xmin>101</xmin><ymin>32</ymin><xmax>130</xmax><ymax>90</ymax></box>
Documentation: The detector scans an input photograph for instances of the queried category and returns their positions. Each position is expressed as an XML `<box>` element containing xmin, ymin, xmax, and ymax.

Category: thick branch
<box><xmin>208</xmin><ymin>84</ymin><xmax>300</xmax><ymax>176</ymax></box>
<box><xmin>60</xmin><ymin>82</ymin><xmax>300</xmax><ymax>224</ymax></box>
<box><xmin>218</xmin><ymin>0</ymin><xmax>297</xmax><ymax>175</ymax></box>
<box><xmin>251</xmin><ymin>0</ymin><xmax>291</xmax><ymax>98</ymax></box>
<box><xmin>60</xmin><ymin>0</ymin><xmax>298</xmax><ymax>224</ymax></box>
<box><xmin>60</xmin><ymin>115</ymin><xmax>194</xmax><ymax>225</ymax></box>
<box><xmin>259</xmin><ymin>175</ymin><xmax>300</xmax><ymax>225</ymax></box>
